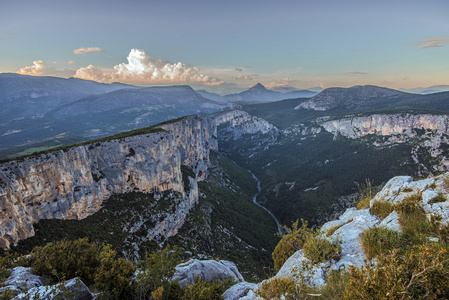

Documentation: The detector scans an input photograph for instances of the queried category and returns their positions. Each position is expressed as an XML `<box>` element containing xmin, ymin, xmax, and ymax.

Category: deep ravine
<box><xmin>249</xmin><ymin>171</ymin><xmax>284</xmax><ymax>234</ymax></box>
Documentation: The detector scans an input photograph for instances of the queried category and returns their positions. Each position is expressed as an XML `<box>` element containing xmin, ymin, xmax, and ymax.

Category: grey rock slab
<box><xmin>14</xmin><ymin>277</ymin><xmax>92</xmax><ymax>300</ymax></box>
<box><xmin>378</xmin><ymin>211</ymin><xmax>401</xmax><ymax>232</ymax></box>
<box><xmin>222</xmin><ymin>281</ymin><xmax>258</xmax><ymax>300</ymax></box>
<box><xmin>172</xmin><ymin>259</ymin><xmax>244</xmax><ymax>287</ymax></box>
<box><xmin>331</xmin><ymin>208</ymin><xmax>380</xmax><ymax>270</ymax></box>
<box><xmin>5</xmin><ymin>267</ymin><xmax>48</xmax><ymax>292</ymax></box>
<box><xmin>372</xmin><ymin>176</ymin><xmax>412</xmax><ymax>203</ymax></box>
<box><xmin>274</xmin><ymin>250</ymin><xmax>326</xmax><ymax>288</ymax></box>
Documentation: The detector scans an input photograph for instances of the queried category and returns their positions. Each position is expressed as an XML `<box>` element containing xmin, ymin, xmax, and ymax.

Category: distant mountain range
<box><xmin>403</xmin><ymin>85</ymin><xmax>449</xmax><ymax>95</ymax></box>
<box><xmin>198</xmin><ymin>83</ymin><xmax>318</xmax><ymax>103</ymax></box>
<box><xmin>295</xmin><ymin>84</ymin><xmax>449</xmax><ymax>113</ymax></box>
<box><xmin>0</xmin><ymin>73</ymin><xmax>226</xmax><ymax>159</ymax></box>
<box><xmin>2</xmin><ymin>73</ymin><xmax>449</xmax><ymax>159</ymax></box>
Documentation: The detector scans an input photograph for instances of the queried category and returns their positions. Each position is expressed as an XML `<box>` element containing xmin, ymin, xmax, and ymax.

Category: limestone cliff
<box><xmin>321</xmin><ymin>114</ymin><xmax>449</xmax><ymax>173</ymax></box>
<box><xmin>0</xmin><ymin>116</ymin><xmax>217</xmax><ymax>249</ymax></box>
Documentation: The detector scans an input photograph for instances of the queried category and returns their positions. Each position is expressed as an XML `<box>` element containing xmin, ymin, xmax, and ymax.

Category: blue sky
<box><xmin>1</xmin><ymin>0</ymin><xmax>448</xmax><ymax>93</ymax></box>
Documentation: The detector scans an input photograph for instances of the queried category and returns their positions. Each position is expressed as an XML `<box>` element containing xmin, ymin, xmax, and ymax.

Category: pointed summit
<box><xmin>249</xmin><ymin>83</ymin><xmax>267</xmax><ymax>90</ymax></box>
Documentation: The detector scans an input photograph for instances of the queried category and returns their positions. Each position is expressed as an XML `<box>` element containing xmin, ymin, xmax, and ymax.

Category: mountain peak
<box><xmin>249</xmin><ymin>83</ymin><xmax>267</xmax><ymax>90</ymax></box>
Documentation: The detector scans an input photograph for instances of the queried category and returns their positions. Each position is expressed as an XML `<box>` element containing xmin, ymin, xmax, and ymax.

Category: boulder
<box><xmin>172</xmin><ymin>259</ymin><xmax>244</xmax><ymax>287</ymax></box>
<box><xmin>4</xmin><ymin>267</ymin><xmax>48</xmax><ymax>292</ymax></box>
<box><xmin>14</xmin><ymin>277</ymin><xmax>93</xmax><ymax>300</ymax></box>
<box><xmin>222</xmin><ymin>281</ymin><xmax>258</xmax><ymax>300</ymax></box>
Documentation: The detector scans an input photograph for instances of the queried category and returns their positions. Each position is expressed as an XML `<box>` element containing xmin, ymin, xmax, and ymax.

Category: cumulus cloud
<box><xmin>74</xmin><ymin>49</ymin><xmax>223</xmax><ymax>85</ymax></box>
<box><xmin>233</xmin><ymin>74</ymin><xmax>254</xmax><ymax>80</ymax></box>
<box><xmin>17</xmin><ymin>60</ymin><xmax>48</xmax><ymax>76</ymax></box>
<box><xmin>17</xmin><ymin>60</ymin><xmax>75</xmax><ymax>77</ymax></box>
<box><xmin>416</xmin><ymin>38</ymin><xmax>449</xmax><ymax>49</ymax></box>
<box><xmin>73</xmin><ymin>47</ymin><xmax>106</xmax><ymax>55</ymax></box>
<box><xmin>68</xmin><ymin>60</ymin><xmax>76</xmax><ymax>64</ymax></box>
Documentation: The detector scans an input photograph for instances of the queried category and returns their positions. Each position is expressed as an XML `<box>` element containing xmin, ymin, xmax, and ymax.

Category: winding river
<box><xmin>249</xmin><ymin>171</ymin><xmax>284</xmax><ymax>235</ymax></box>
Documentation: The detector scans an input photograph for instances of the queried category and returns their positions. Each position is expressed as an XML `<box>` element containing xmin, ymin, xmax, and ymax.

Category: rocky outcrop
<box><xmin>267</xmin><ymin>173</ymin><xmax>449</xmax><ymax>289</ymax></box>
<box><xmin>1</xmin><ymin>267</ymin><xmax>48</xmax><ymax>295</ymax></box>
<box><xmin>0</xmin><ymin>116</ymin><xmax>217</xmax><ymax>249</ymax></box>
<box><xmin>321</xmin><ymin>114</ymin><xmax>449</xmax><ymax>173</ymax></box>
<box><xmin>14</xmin><ymin>277</ymin><xmax>93</xmax><ymax>300</ymax></box>
<box><xmin>172</xmin><ymin>259</ymin><xmax>244</xmax><ymax>287</ymax></box>
<box><xmin>321</xmin><ymin>114</ymin><xmax>449</xmax><ymax>139</ymax></box>
<box><xmin>214</xmin><ymin>110</ymin><xmax>278</xmax><ymax>140</ymax></box>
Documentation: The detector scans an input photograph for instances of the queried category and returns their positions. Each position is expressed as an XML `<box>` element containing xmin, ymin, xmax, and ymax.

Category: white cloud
<box><xmin>73</xmin><ymin>47</ymin><xmax>106</xmax><ymax>55</ymax></box>
<box><xmin>74</xmin><ymin>49</ymin><xmax>223</xmax><ymax>85</ymax></box>
<box><xmin>17</xmin><ymin>60</ymin><xmax>75</xmax><ymax>77</ymax></box>
<box><xmin>233</xmin><ymin>74</ymin><xmax>254</xmax><ymax>80</ymax></box>
<box><xmin>17</xmin><ymin>60</ymin><xmax>48</xmax><ymax>76</ymax></box>
<box><xmin>416</xmin><ymin>38</ymin><xmax>449</xmax><ymax>49</ymax></box>
<box><xmin>265</xmin><ymin>78</ymin><xmax>297</xmax><ymax>89</ymax></box>
<box><xmin>68</xmin><ymin>61</ymin><xmax>76</xmax><ymax>64</ymax></box>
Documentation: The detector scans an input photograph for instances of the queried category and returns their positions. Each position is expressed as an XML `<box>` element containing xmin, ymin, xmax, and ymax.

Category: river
<box><xmin>249</xmin><ymin>171</ymin><xmax>284</xmax><ymax>235</ymax></box>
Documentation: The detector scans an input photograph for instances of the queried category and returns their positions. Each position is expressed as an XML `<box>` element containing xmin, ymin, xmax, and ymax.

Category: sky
<box><xmin>1</xmin><ymin>0</ymin><xmax>448</xmax><ymax>94</ymax></box>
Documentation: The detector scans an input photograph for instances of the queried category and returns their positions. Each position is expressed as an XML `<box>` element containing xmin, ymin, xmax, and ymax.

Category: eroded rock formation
<box><xmin>0</xmin><ymin>116</ymin><xmax>217</xmax><ymax>249</ymax></box>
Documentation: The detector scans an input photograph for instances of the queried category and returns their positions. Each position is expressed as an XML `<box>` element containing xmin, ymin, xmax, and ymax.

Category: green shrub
<box><xmin>361</xmin><ymin>227</ymin><xmax>404</xmax><ymax>260</ymax></box>
<box><xmin>256</xmin><ymin>277</ymin><xmax>314</xmax><ymax>300</ymax></box>
<box><xmin>30</xmin><ymin>238</ymin><xmax>101</xmax><ymax>285</ymax></box>
<box><xmin>135</xmin><ymin>245</ymin><xmax>183</xmax><ymax>299</ymax></box>
<box><xmin>317</xmin><ymin>269</ymin><xmax>350</xmax><ymax>299</ymax></box>
<box><xmin>370</xmin><ymin>200</ymin><xmax>393</xmax><ymax>219</ymax></box>
<box><xmin>272</xmin><ymin>220</ymin><xmax>313</xmax><ymax>272</ymax></box>
<box><xmin>429</xmin><ymin>193</ymin><xmax>447</xmax><ymax>204</ymax></box>
<box><xmin>181</xmin><ymin>276</ymin><xmax>226</xmax><ymax>300</ymax></box>
<box><xmin>94</xmin><ymin>245</ymin><xmax>136</xmax><ymax>300</ymax></box>
<box><xmin>394</xmin><ymin>194</ymin><xmax>432</xmax><ymax>242</ymax></box>
<box><xmin>346</xmin><ymin>243</ymin><xmax>449</xmax><ymax>299</ymax></box>
<box><xmin>303</xmin><ymin>235</ymin><xmax>340</xmax><ymax>264</ymax></box>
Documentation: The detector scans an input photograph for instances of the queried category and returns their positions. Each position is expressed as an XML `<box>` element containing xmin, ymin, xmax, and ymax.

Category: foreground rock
<box><xmin>0</xmin><ymin>267</ymin><xmax>48</xmax><ymax>296</ymax></box>
<box><xmin>14</xmin><ymin>277</ymin><xmax>93</xmax><ymax>300</ymax></box>
<box><xmin>222</xmin><ymin>281</ymin><xmax>258</xmax><ymax>300</ymax></box>
<box><xmin>172</xmin><ymin>259</ymin><xmax>244</xmax><ymax>287</ymax></box>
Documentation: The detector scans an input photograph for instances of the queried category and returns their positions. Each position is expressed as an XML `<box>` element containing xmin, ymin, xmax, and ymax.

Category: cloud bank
<box><xmin>73</xmin><ymin>47</ymin><xmax>106</xmax><ymax>55</ymax></box>
<box><xmin>17</xmin><ymin>60</ymin><xmax>75</xmax><ymax>77</ymax></box>
<box><xmin>416</xmin><ymin>38</ymin><xmax>449</xmax><ymax>49</ymax></box>
<box><xmin>74</xmin><ymin>49</ymin><xmax>223</xmax><ymax>85</ymax></box>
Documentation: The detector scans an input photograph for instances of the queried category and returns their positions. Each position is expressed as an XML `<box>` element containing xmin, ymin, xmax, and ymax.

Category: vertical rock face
<box><xmin>321</xmin><ymin>114</ymin><xmax>449</xmax><ymax>173</ymax></box>
<box><xmin>0</xmin><ymin>115</ymin><xmax>217</xmax><ymax>249</ymax></box>
<box><xmin>321</xmin><ymin>114</ymin><xmax>449</xmax><ymax>139</ymax></box>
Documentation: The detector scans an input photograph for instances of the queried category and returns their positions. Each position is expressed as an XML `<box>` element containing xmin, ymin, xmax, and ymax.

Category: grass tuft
<box><xmin>370</xmin><ymin>200</ymin><xmax>393</xmax><ymax>219</ymax></box>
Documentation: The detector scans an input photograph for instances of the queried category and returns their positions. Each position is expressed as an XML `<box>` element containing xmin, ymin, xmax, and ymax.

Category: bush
<box><xmin>361</xmin><ymin>227</ymin><xmax>404</xmax><ymax>260</ymax></box>
<box><xmin>303</xmin><ymin>235</ymin><xmax>340</xmax><ymax>264</ymax></box>
<box><xmin>256</xmin><ymin>277</ymin><xmax>307</xmax><ymax>300</ymax></box>
<box><xmin>94</xmin><ymin>245</ymin><xmax>136</xmax><ymax>300</ymax></box>
<box><xmin>272</xmin><ymin>220</ymin><xmax>313</xmax><ymax>272</ymax></box>
<box><xmin>346</xmin><ymin>243</ymin><xmax>449</xmax><ymax>299</ymax></box>
<box><xmin>394</xmin><ymin>194</ymin><xmax>432</xmax><ymax>242</ymax></box>
<box><xmin>135</xmin><ymin>245</ymin><xmax>183</xmax><ymax>299</ymax></box>
<box><xmin>30</xmin><ymin>238</ymin><xmax>101</xmax><ymax>285</ymax></box>
<box><xmin>181</xmin><ymin>276</ymin><xmax>227</xmax><ymax>300</ymax></box>
<box><xmin>317</xmin><ymin>269</ymin><xmax>350</xmax><ymax>299</ymax></box>
<box><xmin>370</xmin><ymin>200</ymin><xmax>393</xmax><ymax>219</ymax></box>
